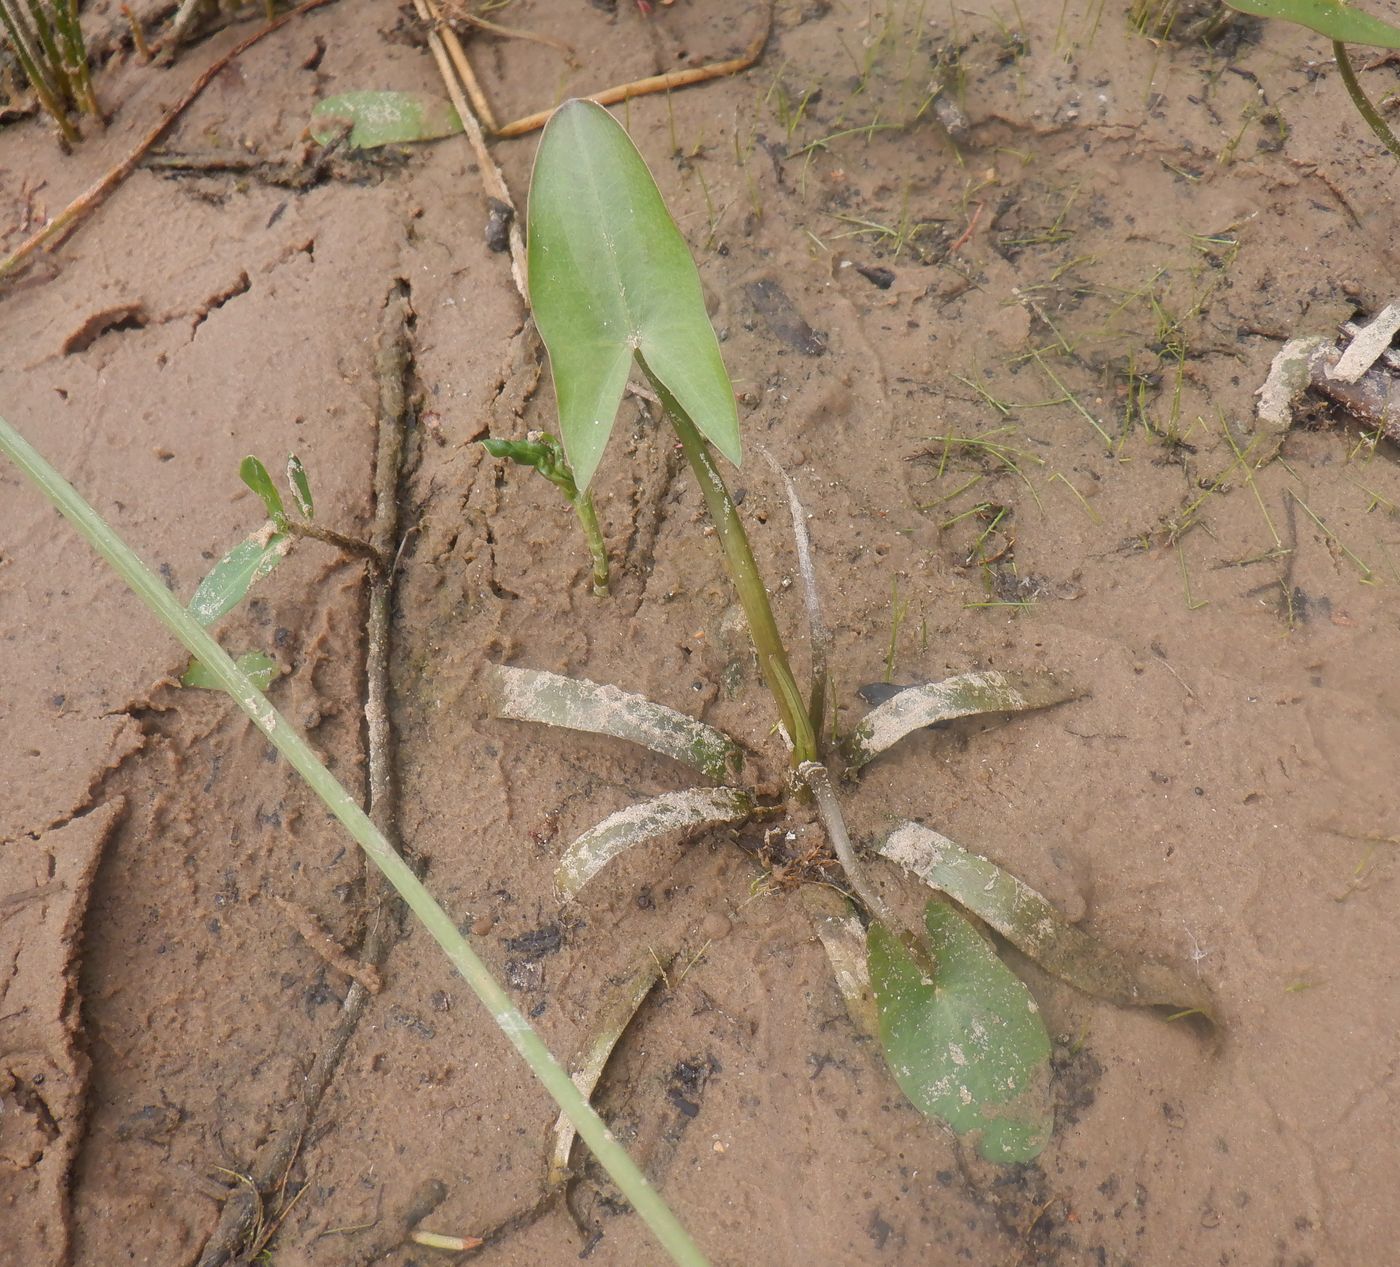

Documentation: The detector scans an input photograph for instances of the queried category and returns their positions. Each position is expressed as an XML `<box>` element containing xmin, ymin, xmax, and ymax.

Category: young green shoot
<box><xmin>526</xmin><ymin>99</ymin><xmax>817</xmax><ymax>762</ymax></box>
<box><xmin>482</xmin><ymin>433</ymin><xmax>609</xmax><ymax>595</ymax></box>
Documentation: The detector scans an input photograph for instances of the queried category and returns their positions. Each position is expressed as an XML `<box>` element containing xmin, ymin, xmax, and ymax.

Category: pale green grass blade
<box><xmin>528</xmin><ymin>99</ymin><xmax>741</xmax><ymax>490</ymax></box>
<box><xmin>0</xmin><ymin>413</ymin><xmax>711</xmax><ymax>1267</ymax></box>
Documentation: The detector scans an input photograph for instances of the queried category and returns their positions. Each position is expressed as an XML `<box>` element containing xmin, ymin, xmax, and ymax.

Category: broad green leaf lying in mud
<box><xmin>869</xmin><ymin>901</ymin><xmax>1053</xmax><ymax>1164</ymax></box>
<box><xmin>484</xmin><ymin>663</ymin><xmax>743</xmax><ymax>783</ymax></box>
<box><xmin>182</xmin><ymin>649</ymin><xmax>278</xmax><ymax>691</ymax></box>
<box><xmin>843</xmin><ymin>670</ymin><xmax>1079</xmax><ymax>772</ymax></box>
<box><xmin>1224</xmin><ymin>0</ymin><xmax>1400</xmax><ymax>46</ymax></box>
<box><xmin>527</xmin><ymin>99</ymin><xmax>741</xmax><ymax>491</ymax></box>
<box><xmin>309</xmin><ymin>91</ymin><xmax>464</xmax><ymax>149</ymax></box>
<box><xmin>550</xmin><ymin>952</ymin><xmax>671</xmax><ymax>1187</ymax></box>
<box><xmin>879</xmin><ymin>822</ymin><xmax>1215</xmax><ymax>1022</ymax></box>
<box><xmin>188</xmin><ymin>530</ymin><xmax>290</xmax><ymax>626</ymax></box>
<box><xmin>557</xmin><ymin>787</ymin><xmax>752</xmax><ymax>900</ymax></box>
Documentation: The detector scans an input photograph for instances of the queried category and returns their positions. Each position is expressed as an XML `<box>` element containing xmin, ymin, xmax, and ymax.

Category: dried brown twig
<box><xmin>196</xmin><ymin>285</ymin><xmax>416</xmax><ymax>1267</ymax></box>
<box><xmin>494</xmin><ymin>1</ymin><xmax>774</xmax><ymax>139</ymax></box>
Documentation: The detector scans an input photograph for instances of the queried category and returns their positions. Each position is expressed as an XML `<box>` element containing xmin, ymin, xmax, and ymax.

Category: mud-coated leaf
<box><xmin>183</xmin><ymin>649</ymin><xmax>279</xmax><ymax>691</ymax></box>
<box><xmin>1224</xmin><ymin>0</ymin><xmax>1400</xmax><ymax>46</ymax></box>
<box><xmin>286</xmin><ymin>454</ymin><xmax>314</xmax><ymax>520</ymax></box>
<box><xmin>557</xmin><ymin>787</ymin><xmax>751</xmax><ymax>899</ymax></box>
<box><xmin>484</xmin><ymin>663</ymin><xmax>743</xmax><ymax>782</ymax></box>
<box><xmin>869</xmin><ymin>902</ymin><xmax>1052</xmax><ymax>1164</ymax></box>
<box><xmin>549</xmin><ymin>952</ymin><xmax>671</xmax><ymax>1187</ymax></box>
<box><xmin>528</xmin><ymin>99</ymin><xmax>741</xmax><ymax>491</ymax></box>
<box><xmin>879</xmin><ymin>822</ymin><xmax>1215</xmax><ymax>1022</ymax></box>
<box><xmin>844</xmin><ymin>670</ymin><xmax>1079</xmax><ymax>771</ymax></box>
<box><xmin>239</xmin><ymin>456</ymin><xmax>285</xmax><ymax>525</ymax></box>
<box><xmin>188</xmin><ymin>531</ymin><xmax>290</xmax><ymax>626</ymax></box>
<box><xmin>803</xmin><ymin>887</ymin><xmax>878</xmax><ymax>1041</ymax></box>
<box><xmin>309</xmin><ymin>91</ymin><xmax>464</xmax><ymax>148</ymax></box>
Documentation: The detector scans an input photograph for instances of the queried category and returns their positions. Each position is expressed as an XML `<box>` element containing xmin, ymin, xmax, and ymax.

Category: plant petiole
<box><xmin>1333</xmin><ymin>40</ymin><xmax>1400</xmax><ymax>161</ymax></box>
<box><xmin>644</xmin><ymin>365</ymin><xmax>816</xmax><ymax>764</ymax></box>
<box><xmin>483</xmin><ymin>433</ymin><xmax>609</xmax><ymax>596</ymax></box>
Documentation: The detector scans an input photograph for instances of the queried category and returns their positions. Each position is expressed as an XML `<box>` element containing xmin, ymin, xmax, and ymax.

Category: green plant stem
<box><xmin>0</xmin><ymin>0</ymin><xmax>80</xmax><ymax>143</ymax></box>
<box><xmin>50</xmin><ymin>0</ymin><xmax>98</xmax><ymax>117</ymax></box>
<box><xmin>643</xmin><ymin>369</ymin><xmax>817</xmax><ymax>763</ymax></box>
<box><xmin>573</xmin><ymin>489</ymin><xmax>610</xmax><ymax>596</ymax></box>
<box><xmin>0</xmin><ymin>413</ymin><xmax>710</xmax><ymax>1267</ymax></box>
<box><xmin>1333</xmin><ymin>41</ymin><xmax>1400</xmax><ymax>161</ymax></box>
<box><xmin>801</xmin><ymin>761</ymin><xmax>891</xmax><ymax>923</ymax></box>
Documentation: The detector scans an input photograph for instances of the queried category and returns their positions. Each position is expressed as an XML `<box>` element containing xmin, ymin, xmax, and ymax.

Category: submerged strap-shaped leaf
<box><xmin>527</xmin><ymin>99</ymin><xmax>741</xmax><ymax>490</ymax></box>
<box><xmin>803</xmin><ymin>887</ymin><xmax>878</xmax><ymax>1041</ymax></box>
<box><xmin>879</xmin><ymin>822</ymin><xmax>1215</xmax><ymax>1022</ymax></box>
<box><xmin>550</xmin><ymin>951</ymin><xmax>671</xmax><ymax>1187</ymax></box>
<box><xmin>1224</xmin><ymin>0</ymin><xmax>1400</xmax><ymax>47</ymax></box>
<box><xmin>309</xmin><ymin>91</ymin><xmax>464</xmax><ymax>148</ymax></box>
<box><xmin>844</xmin><ymin>670</ymin><xmax>1079</xmax><ymax>771</ymax></box>
<box><xmin>869</xmin><ymin>901</ymin><xmax>1053</xmax><ymax>1164</ymax></box>
<box><xmin>484</xmin><ymin>663</ymin><xmax>743</xmax><ymax>782</ymax></box>
<box><xmin>557</xmin><ymin>786</ymin><xmax>752</xmax><ymax>899</ymax></box>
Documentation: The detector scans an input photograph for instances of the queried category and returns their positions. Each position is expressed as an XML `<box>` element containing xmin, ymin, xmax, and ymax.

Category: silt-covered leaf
<box><xmin>309</xmin><ymin>91</ymin><xmax>464</xmax><ymax>149</ymax></box>
<box><xmin>1223</xmin><ymin>0</ymin><xmax>1400</xmax><ymax>46</ymax></box>
<box><xmin>844</xmin><ymin>670</ymin><xmax>1079</xmax><ymax>772</ymax></box>
<box><xmin>188</xmin><ymin>531</ymin><xmax>290</xmax><ymax>627</ymax></box>
<box><xmin>549</xmin><ymin>952</ymin><xmax>671</xmax><ymax>1187</ymax></box>
<box><xmin>803</xmin><ymin>887</ymin><xmax>878</xmax><ymax>1041</ymax></box>
<box><xmin>869</xmin><ymin>901</ymin><xmax>1052</xmax><ymax>1164</ymax></box>
<box><xmin>527</xmin><ymin>99</ymin><xmax>741</xmax><ymax>491</ymax></box>
<box><xmin>557</xmin><ymin>786</ymin><xmax>751</xmax><ymax>899</ymax></box>
<box><xmin>183</xmin><ymin>649</ymin><xmax>279</xmax><ymax>691</ymax></box>
<box><xmin>286</xmin><ymin>454</ymin><xmax>314</xmax><ymax>520</ymax></box>
<box><xmin>879</xmin><ymin>822</ymin><xmax>1215</xmax><ymax>1022</ymax></box>
<box><xmin>484</xmin><ymin>663</ymin><xmax>743</xmax><ymax>782</ymax></box>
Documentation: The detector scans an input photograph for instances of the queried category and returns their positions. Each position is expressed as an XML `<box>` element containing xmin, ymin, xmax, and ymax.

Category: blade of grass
<box><xmin>0</xmin><ymin>413</ymin><xmax>710</xmax><ymax>1267</ymax></box>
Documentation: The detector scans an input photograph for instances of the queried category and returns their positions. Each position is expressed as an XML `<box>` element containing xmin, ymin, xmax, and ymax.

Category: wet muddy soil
<box><xmin>3</xmin><ymin>0</ymin><xmax>1400</xmax><ymax>1263</ymax></box>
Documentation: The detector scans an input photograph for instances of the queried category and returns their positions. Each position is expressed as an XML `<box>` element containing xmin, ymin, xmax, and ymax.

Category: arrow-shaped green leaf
<box><xmin>1224</xmin><ymin>0</ymin><xmax>1400</xmax><ymax>46</ymax></box>
<box><xmin>527</xmin><ymin>99</ymin><xmax>741</xmax><ymax>491</ymax></box>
